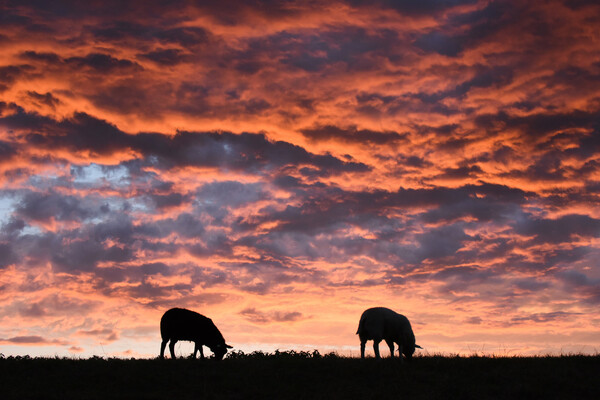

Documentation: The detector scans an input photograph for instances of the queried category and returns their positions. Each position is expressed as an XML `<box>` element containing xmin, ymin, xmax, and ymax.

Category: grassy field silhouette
<box><xmin>1</xmin><ymin>351</ymin><xmax>598</xmax><ymax>399</ymax></box>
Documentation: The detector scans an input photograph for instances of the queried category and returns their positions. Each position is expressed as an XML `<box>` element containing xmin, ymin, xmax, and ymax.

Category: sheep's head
<box><xmin>403</xmin><ymin>343</ymin><xmax>422</xmax><ymax>361</ymax></box>
<box><xmin>210</xmin><ymin>343</ymin><xmax>233</xmax><ymax>360</ymax></box>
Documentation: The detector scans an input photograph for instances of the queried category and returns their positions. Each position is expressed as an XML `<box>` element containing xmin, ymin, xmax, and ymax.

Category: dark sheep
<box><xmin>160</xmin><ymin>307</ymin><xmax>232</xmax><ymax>360</ymax></box>
<box><xmin>357</xmin><ymin>307</ymin><xmax>421</xmax><ymax>362</ymax></box>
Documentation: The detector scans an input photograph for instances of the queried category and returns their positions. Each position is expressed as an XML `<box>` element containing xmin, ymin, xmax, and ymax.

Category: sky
<box><xmin>0</xmin><ymin>0</ymin><xmax>599</xmax><ymax>358</ymax></box>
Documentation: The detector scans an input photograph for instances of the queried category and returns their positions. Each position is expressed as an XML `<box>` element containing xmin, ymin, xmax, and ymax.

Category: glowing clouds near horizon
<box><xmin>0</xmin><ymin>0</ymin><xmax>599</xmax><ymax>357</ymax></box>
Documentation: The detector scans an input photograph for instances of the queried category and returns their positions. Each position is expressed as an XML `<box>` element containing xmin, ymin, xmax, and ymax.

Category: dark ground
<box><xmin>0</xmin><ymin>351</ymin><xmax>598</xmax><ymax>399</ymax></box>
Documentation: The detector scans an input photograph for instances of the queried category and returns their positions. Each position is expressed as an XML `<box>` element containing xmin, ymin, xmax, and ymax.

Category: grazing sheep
<box><xmin>357</xmin><ymin>307</ymin><xmax>421</xmax><ymax>361</ymax></box>
<box><xmin>160</xmin><ymin>308</ymin><xmax>232</xmax><ymax>360</ymax></box>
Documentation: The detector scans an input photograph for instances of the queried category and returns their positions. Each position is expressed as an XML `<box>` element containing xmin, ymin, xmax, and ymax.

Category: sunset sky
<box><xmin>1</xmin><ymin>0</ymin><xmax>599</xmax><ymax>358</ymax></box>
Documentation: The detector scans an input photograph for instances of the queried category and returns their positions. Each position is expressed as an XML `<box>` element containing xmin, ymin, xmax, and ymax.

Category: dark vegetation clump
<box><xmin>0</xmin><ymin>352</ymin><xmax>598</xmax><ymax>399</ymax></box>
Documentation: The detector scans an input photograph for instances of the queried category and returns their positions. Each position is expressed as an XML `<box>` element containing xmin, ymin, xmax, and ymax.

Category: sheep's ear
<box><xmin>415</xmin><ymin>344</ymin><xmax>422</xmax><ymax>349</ymax></box>
<box><xmin>226</xmin><ymin>344</ymin><xmax>233</xmax><ymax>348</ymax></box>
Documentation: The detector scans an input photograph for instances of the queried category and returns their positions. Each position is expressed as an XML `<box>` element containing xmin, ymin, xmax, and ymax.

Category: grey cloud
<box><xmin>15</xmin><ymin>191</ymin><xmax>96</xmax><ymax>222</ymax></box>
<box><xmin>10</xmin><ymin>294</ymin><xmax>99</xmax><ymax>318</ymax></box>
<box><xmin>512</xmin><ymin>278</ymin><xmax>550</xmax><ymax>292</ymax></box>
<box><xmin>131</xmin><ymin>130</ymin><xmax>371</xmax><ymax>175</ymax></box>
<box><xmin>77</xmin><ymin>328</ymin><xmax>119</xmax><ymax>342</ymax></box>
<box><xmin>475</xmin><ymin>109</ymin><xmax>600</xmax><ymax>141</ymax></box>
<box><xmin>2</xmin><ymin>216</ymin><xmax>142</xmax><ymax>275</ymax></box>
<box><xmin>0</xmin><ymin>140</ymin><xmax>18</xmax><ymax>162</ymax></box>
<box><xmin>239</xmin><ymin>307</ymin><xmax>304</xmax><ymax>324</ymax></box>
<box><xmin>92</xmin><ymin>21</ymin><xmax>213</xmax><ymax>48</ymax></box>
<box><xmin>0</xmin><ymin>335</ymin><xmax>69</xmax><ymax>345</ymax></box>
<box><xmin>413</xmin><ymin>225</ymin><xmax>478</xmax><ymax>263</ymax></box>
<box><xmin>1</xmin><ymin>108</ymin><xmax>369</xmax><ymax>176</ymax></box>
<box><xmin>511</xmin><ymin>311</ymin><xmax>580</xmax><ymax>324</ymax></box>
<box><xmin>187</xmin><ymin>230</ymin><xmax>232</xmax><ymax>257</ymax></box>
<box><xmin>424</xmin><ymin>1</ymin><xmax>514</xmax><ymax>53</ymax></box>
<box><xmin>513</xmin><ymin>214</ymin><xmax>600</xmax><ymax>244</ymax></box>
<box><xmin>355</xmin><ymin>91</ymin><xmax>459</xmax><ymax>117</ymax></box>
<box><xmin>190</xmin><ymin>267</ymin><xmax>229</xmax><ymax>288</ymax></box>
<box><xmin>145</xmin><ymin>293</ymin><xmax>229</xmax><ymax>310</ymax></box>
<box><xmin>64</xmin><ymin>53</ymin><xmax>142</xmax><ymax>73</ymax></box>
<box><xmin>0</xmin><ymin>242</ymin><xmax>17</xmax><ymax>268</ymax></box>
<box><xmin>557</xmin><ymin>270</ymin><xmax>600</xmax><ymax>304</ymax></box>
<box><xmin>414</xmin><ymin>30</ymin><xmax>463</xmax><ymax>57</ymax></box>
<box><xmin>51</xmin><ymin>238</ymin><xmax>133</xmax><ymax>273</ymax></box>
<box><xmin>436</xmin><ymin>165</ymin><xmax>484</xmax><ymax>180</ymax></box>
<box><xmin>196</xmin><ymin>181</ymin><xmax>266</xmax><ymax>209</ymax></box>
<box><xmin>115</xmin><ymin>279</ymin><xmax>194</xmax><ymax>301</ymax></box>
<box><xmin>233</xmin><ymin>27</ymin><xmax>404</xmax><ymax>75</ymax></box>
<box><xmin>148</xmin><ymin>192</ymin><xmax>188</xmax><ymax>209</ymax></box>
<box><xmin>153</xmin><ymin>213</ymin><xmax>206</xmax><ymax>238</ymax></box>
<box><xmin>19</xmin><ymin>51</ymin><xmax>62</xmax><ymax>64</ymax></box>
<box><xmin>0</xmin><ymin>65</ymin><xmax>35</xmax><ymax>92</ymax></box>
<box><xmin>347</xmin><ymin>0</ymin><xmax>476</xmax><ymax>15</ymax></box>
<box><xmin>137</xmin><ymin>48</ymin><xmax>188</xmax><ymax>65</ymax></box>
<box><xmin>300</xmin><ymin>125</ymin><xmax>408</xmax><ymax>145</ymax></box>
<box><xmin>92</xmin><ymin>262</ymin><xmax>173</xmax><ymax>284</ymax></box>
<box><xmin>25</xmin><ymin>91</ymin><xmax>61</xmax><ymax>109</ymax></box>
<box><xmin>464</xmin><ymin>316</ymin><xmax>483</xmax><ymax>324</ymax></box>
<box><xmin>19</xmin><ymin>50</ymin><xmax>142</xmax><ymax>74</ymax></box>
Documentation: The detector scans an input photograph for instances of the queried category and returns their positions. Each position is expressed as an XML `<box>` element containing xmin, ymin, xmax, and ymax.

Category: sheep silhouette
<box><xmin>160</xmin><ymin>308</ymin><xmax>232</xmax><ymax>360</ymax></box>
<box><xmin>357</xmin><ymin>307</ymin><xmax>421</xmax><ymax>361</ymax></box>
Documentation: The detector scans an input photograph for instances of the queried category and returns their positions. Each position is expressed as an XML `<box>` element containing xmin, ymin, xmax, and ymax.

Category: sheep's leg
<box><xmin>398</xmin><ymin>344</ymin><xmax>404</xmax><ymax>364</ymax></box>
<box><xmin>360</xmin><ymin>339</ymin><xmax>366</xmax><ymax>359</ymax></box>
<box><xmin>169</xmin><ymin>339</ymin><xmax>177</xmax><ymax>359</ymax></box>
<box><xmin>385</xmin><ymin>339</ymin><xmax>394</xmax><ymax>358</ymax></box>
<box><xmin>199</xmin><ymin>345</ymin><xmax>204</xmax><ymax>359</ymax></box>
<box><xmin>160</xmin><ymin>339</ymin><xmax>168</xmax><ymax>359</ymax></box>
<box><xmin>373</xmin><ymin>340</ymin><xmax>382</xmax><ymax>359</ymax></box>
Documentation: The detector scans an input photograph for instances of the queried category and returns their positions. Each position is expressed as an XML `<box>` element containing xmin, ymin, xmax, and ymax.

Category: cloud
<box><xmin>299</xmin><ymin>125</ymin><xmax>408</xmax><ymax>145</ymax></box>
<box><xmin>76</xmin><ymin>328</ymin><xmax>119</xmax><ymax>342</ymax></box>
<box><xmin>475</xmin><ymin>109</ymin><xmax>600</xmax><ymax>141</ymax></box>
<box><xmin>11</xmin><ymin>294</ymin><xmax>100</xmax><ymax>318</ymax></box>
<box><xmin>239</xmin><ymin>307</ymin><xmax>304</xmax><ymax>324</ymax></box>
<box><xmin>196</xmin><ymin>181</ymin><xmax>266</xmax><ymax>209</ymax></box>
<box><xmin>557</xmin><ymin>269</ymin><xmax>600</xmax><ymax>304</ymax></box>
<box><xmin>145</xmin><ymin>293</ymin><xmax>229</xmax><ymax>309</ymax></box>
<box><xmin>15</xmin><ymin>190</ymin><xmax>98</xmax><ymax>222</ymax></box>
<box><xmin>413</xmin><ymin>225</ymin><xmax>478</xmax><ymax>263</ymax></box>
<box><xmin>513</xmin><ymin>214</ymin><xmax>600</xmax><ymax>244</ymax></box>
<box><xmin>137</xmin><ymin>48</ymin><xmax>188</xmax><ymax>66</ymax></box>
<box><xmin>0</xmin><ymin>65</ymin><xmax>35</xmax><ymax>92</ymax></box>
<box><xmin>511</xmin><ymin>311</ymin><xmax>581</xmax><ymax>324</ymax></box>
<box><xmin>19</xmin><ymin>51</ymin><xmax>143</xmax><ymax>76</ymax></box>
<box><xmin>65</xmin><ymin>53</ymin><xmax>142</xmax><ymax>73</ymax></box>
<box><xmin>25</xmin><ymin>91</ymin><xmax>61</xmax><ymax>110</ymax></box>
<box><xmin>0</xmin><ymin>109</ymin><xmax>370</xmax><ymax>175</ymax></box>
<box><xmin>414</xmin><ymin>31</ymin><xmax>464</xmax><ymax>57</ymax></box>
<box><xmin>0</xmin><ymin>140</ymin><xmax>18</xmax><ymax>163</ymax></box>
<box><xmin>1</xmin><ymin>109</ymin><xmax>129</xmax><ymax>156</ymax></box>
<box><xmin>347</xmin><ymin>0</ymin><xmax>476</xmax><ymax>15</ymax></box>
<box><xmin>0</xmin><ymin>241</ymin><xmax>17</xmax><ymax>268</ymax></box>
<box><xmin>0</xmin><ymin>336</ymin><xmax>69</xmax><ymax>346</ymax></box>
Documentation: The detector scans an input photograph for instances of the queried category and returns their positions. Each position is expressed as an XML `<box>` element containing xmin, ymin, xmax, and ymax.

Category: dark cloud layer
<box><xmin>0</xmin><ymin>108</ymin><xmax>368</xmax><ymax>175</ymax></box>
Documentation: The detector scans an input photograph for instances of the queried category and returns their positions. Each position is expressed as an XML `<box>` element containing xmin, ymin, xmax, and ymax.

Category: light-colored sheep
<box><xmin>356</xmin><ymin>307</ymin><xmax>421</xmax><ymax>361</ymax></box>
